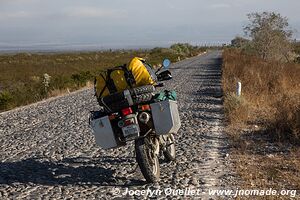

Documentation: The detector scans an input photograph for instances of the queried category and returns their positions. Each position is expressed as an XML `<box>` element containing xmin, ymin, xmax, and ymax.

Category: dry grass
<box><xmin>233</xmin><ymin>148</ymin><xmax>300</xmax><ymax>200</ymax></box>
<box><xmin>224</xmin><ymin>92</ymin><xmax>250</xmax><ymax>125</ymax></box>
<box><xmin>223</xmin><ymin>48</ymin><xmax>300</xmax><ymax>143</ymax></box>
<box><xmin>235</xmin><ymin>150</ymin><xmax>300</xmax><ymax>189</ymax></box>
<box><xmin>222</xmin><ymin>48</ymin><xmax>300</xmax><ymax>196</ymax></box>
<box><xmin>49</xmin><ymin>88</ymin><xmax>71</xmax><ymax>97</ymax></box>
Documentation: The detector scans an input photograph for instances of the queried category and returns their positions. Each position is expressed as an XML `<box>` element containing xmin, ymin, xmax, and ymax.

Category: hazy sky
<box><xmin>0</xmin><ymin>0</ymin><xmax>300</xmax><ymax>49</ymax></box>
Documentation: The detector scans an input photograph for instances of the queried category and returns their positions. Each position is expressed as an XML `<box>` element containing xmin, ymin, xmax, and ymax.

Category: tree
<box><xmin>231</xmin><ymin>36</ymin><xmax>250</xmax><ymax>48</ymax></box>
<box><xmin>244</xmin><ymin>12</ymin><xmax>293</xmax><ymax>61</ymax></box>
<box><xmin>170</xmin><ymin>43</ymin><xmax>193</xmax><ymax>56</ymax></box>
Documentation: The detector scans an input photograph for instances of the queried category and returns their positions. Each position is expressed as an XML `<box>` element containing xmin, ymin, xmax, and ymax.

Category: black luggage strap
<box><xmin>121</xmin><ymin>64</ymin><xmax>136</xmax><ymax>88</ymax></box>
<box><xmin>97</xmin><ymin>74</ymin><xmax>106</xmax><ymax>97</ymax></box>
<box><xmin>97</xmin><ymin>72</ymin><xmax>117</xmax><ymax>98</ymax></box>
<box><xmin>106</xmin><ymin>69</ymin><xmax>118</xmax><ymax>93</ymax></box>
<box><xmin>97</xmin><ymin>64</ymin><xmax>135</xmax><ymax>98</ymax></box>
<box><xmin>93</xmin><ymin>77</ymin><xmax>97</xmax><ymax>96</ymax></box>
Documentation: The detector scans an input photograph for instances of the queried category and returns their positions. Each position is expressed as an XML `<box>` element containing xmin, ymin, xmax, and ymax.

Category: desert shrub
<box><xmin>269</xmin><ymin>93</ymin><xmax>300</xmax><ymax>143</ymax></box>
<box><xmin>293</xmin><ymin>42</ymin><xmax>300</xmax><ymax>55</ymax></box>
<box><xmin>150</xmin><ymin>47</ymin><xmax>164</xmax><ymax>54</ymax></box>
<box><xmin>148</xmin><ymin>48</ymin><xmax>178</xmax><ymax>64</ymax></box>
<box><xmin>231</xmin><ymin>36</ymin><xmax>250</xmax><ymax>48</ymax></box>
<box><xmin>0</xmin><ymin>90</ymin><xmax>13</xmax><ymax>110</ymax></box>
<box><xmin>224</xmin><ymin>92</ymin><xmax>249</xmax><ymax>124</ymax></box>
<box><xmin>71</xmin><ymin>71</ymin><xmax>93</xmax><ymax>87</ymax></box>
<box><xmin>170</xmin><ymin>43</ymin><xmax>206</xmax><ymax>59</ymax></box>
<box><xmin>170</xmin><ymin>43</ymin><xmax>193</xmax><ymax>56</ymax></box>
<box><xmin>50</xmin><ymin>75</ymin><xmax>73</xmax><ymax>90</ymax></box>
<box><xmin>293</xmin><ymin>42</ymin><xmax>300</xmax><ymax>63</ymax></box>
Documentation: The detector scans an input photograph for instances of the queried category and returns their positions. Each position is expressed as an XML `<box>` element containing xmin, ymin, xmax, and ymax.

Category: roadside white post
<box><xmin>236</xmin><ymin>81</ymin><xmax>242</xmax><ymax>96</ymax></box>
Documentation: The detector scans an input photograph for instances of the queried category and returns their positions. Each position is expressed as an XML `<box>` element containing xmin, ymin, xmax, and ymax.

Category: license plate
<box><xmin>122</xmin><ymin>124</ymin><xmax>139</xmax><ymax>138</ymax></box>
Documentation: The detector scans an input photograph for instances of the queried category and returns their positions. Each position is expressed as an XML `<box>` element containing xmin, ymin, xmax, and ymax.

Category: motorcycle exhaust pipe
<box><xmin>138</xmin><ymin>112</ymin><xmax>151</xmax><ymax>124</ymax></box>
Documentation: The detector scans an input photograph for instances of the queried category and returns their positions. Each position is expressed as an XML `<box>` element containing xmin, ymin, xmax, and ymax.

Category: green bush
<box><xmin>170</xmin><ymin>43</ymin><xmax>192</xmax><ymax>55</ymax></box>
<box><xmin>71</xmin><ymin>71</ymin><xmax>93</xmax><ymax>87</ymax></box>
<box><xmin>148</xmin><ymin>48</ymin><xmax>178</xmax><ymax>64</ymax></box>
<box><xmin>170</xmin><ymin>43</ymin><xmax>204</xmax><ymax>58</ymax></box>
<box><xmin>0</xmin><ymin>91</ymin><xmax>13</xmax><ymax>110</ymax></box>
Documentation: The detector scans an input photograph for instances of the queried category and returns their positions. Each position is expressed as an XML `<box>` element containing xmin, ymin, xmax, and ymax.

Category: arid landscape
<box><xmin>0</xmin><ymin>44</ymin><xmax>206</xmax><ymax>112</ymax></box>
<box><xmin>0</xmin><ymin>1</ymin><xmax>300</xmax><ymax>199</ymax></box>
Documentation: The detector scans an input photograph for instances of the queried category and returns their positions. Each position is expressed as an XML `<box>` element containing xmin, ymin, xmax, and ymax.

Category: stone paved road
<box><xmin>0</xmin><ymin>51</ymin><xmax>234</xmax><ymax>199</ymax></box>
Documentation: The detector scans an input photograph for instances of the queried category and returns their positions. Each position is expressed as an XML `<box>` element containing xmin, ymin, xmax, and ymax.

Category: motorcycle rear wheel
<box><xmin>162</xmin><ymin>133</ymin><xmax>176</xmax><ymax>161</ymax></box>
<box><xmin>135</xmin><ymin>136</ymin><xmax>160</xmax><ymax>183</ymax></box>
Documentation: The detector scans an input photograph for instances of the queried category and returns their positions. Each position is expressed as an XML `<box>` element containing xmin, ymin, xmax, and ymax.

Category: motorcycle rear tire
<box><xmin>162</xmin><ymin>133</ymin><xmax>176</xmax><ymax>162</ymax></box>
<box><xmin>133</xmin><ymin>93</ymin><xmax>153</xmax><ymax>104</ymax></box>
<box><xmin>130</xmin><ymin>85</ymin><xmax>155</xmax><ymax>96</ymax></box>
<box><xmin>98</xmin><ymin>85</ymin><xmax>154</xmax><ymax>112</ymax></box>
<box><xmin>100</xmin><ymin>85</ymin><xmax>154</xmax><ymax>105</ymax></box>
<box><xmin>135</xmin><ymin>137</ymin><xmax>160</xmax><ymax>183</ymax></box>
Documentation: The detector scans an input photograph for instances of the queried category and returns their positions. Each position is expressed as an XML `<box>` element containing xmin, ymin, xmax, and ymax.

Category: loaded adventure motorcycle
<box><xmin>89</xmin><ymin>57</ymin><xmax>181</xmax><ymax>183</ymax></box>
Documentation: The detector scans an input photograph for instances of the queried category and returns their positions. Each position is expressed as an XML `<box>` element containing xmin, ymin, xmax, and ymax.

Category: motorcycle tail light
<box><xmin>140</xmin><ymin>104</ymin><xmax>151</xmax><ymax>111</ymax></box>
<box><xmin>121</xmin><ymin>107</ymin><xmax>133</xmax><ymax>116</ymax></box>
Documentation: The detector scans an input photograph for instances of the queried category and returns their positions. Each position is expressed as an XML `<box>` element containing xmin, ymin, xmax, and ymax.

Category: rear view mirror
<box><xmin>157</xmin><ymin>70</ymin><xmax>172</xmax><ymax>81</ymax></box>
<box><xmin>162</xmin><ymin>59</ymin><xmax>171</xmax><ymax>69</ymax></box>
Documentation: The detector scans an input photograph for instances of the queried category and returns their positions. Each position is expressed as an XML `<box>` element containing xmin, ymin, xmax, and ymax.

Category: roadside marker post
<box><xmin>237</xmin><ymin>82</ymin><xmax>242</xmax><ymax>96</ymax></box>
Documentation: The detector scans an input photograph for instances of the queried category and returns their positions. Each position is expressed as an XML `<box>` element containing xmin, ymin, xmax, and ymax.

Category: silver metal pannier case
<box><xmin>150</xmin><ymin>100</ymin><xmax>181</xmax><ymax>135</ymax></box>
<box><xmin>90</xmin><ymin>115</ymin><xmax>122</xmax><ymax>149</ymax></box>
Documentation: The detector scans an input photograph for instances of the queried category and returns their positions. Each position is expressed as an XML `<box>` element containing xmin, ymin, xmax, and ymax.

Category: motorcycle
<box><xmin>89</xmin><ymin>59</ymin><xmax>181</xmax><ymax>183</ymax></box>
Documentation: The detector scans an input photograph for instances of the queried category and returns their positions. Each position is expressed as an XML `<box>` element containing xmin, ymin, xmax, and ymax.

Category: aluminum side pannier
<box><xmin>150</xmin><ymin>100</ymin><xmax>181</xmax><ymax>135</ymax></box>
<box><xmin>89</xmin><ymin>113</ymin><xmax>123</xmax><ymax>150</ymax></box>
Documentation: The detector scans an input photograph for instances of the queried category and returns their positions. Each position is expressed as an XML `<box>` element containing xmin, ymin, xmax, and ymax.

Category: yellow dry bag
<box><xmin>95</xmin><ymin>57</ymin><xmax>157</xmax><ymax>98</ymax></box>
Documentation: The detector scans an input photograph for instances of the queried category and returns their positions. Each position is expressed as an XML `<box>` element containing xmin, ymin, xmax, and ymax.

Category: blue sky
<box><xmin>0</xmin><ymin>0</ymin><xmax>300</xmax><ymax>50</ymax></box>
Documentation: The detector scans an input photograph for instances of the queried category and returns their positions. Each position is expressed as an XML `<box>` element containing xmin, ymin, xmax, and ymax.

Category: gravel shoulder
<box><xmin>0</xmin><ymin>51</ymin><xmax>234</xmax><ymax>199</ymax></box>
